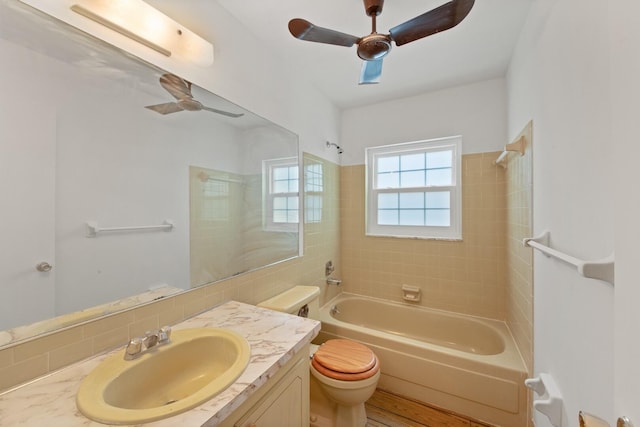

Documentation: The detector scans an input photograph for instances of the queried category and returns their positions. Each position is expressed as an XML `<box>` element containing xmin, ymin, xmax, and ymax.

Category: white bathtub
<box><xmin>314</xmin><ymin>293</ymin><xmax>528</xmax><ymax>427</ymax></box>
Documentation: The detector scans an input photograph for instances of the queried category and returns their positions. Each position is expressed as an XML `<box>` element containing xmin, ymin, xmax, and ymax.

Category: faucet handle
<box><xmin>124</xmin><ymin>337</ymin><xmax>143</xmax><ymax>360</ymax></box>
<box><xmin>143</xmin><ymin>330</ymin><xmax>159</xmax><ymax>348</ymax></box>
<box><xmin>158</xmin><ymin>326</ymin><xmax>172</xmax><ymax>343</ymax></box>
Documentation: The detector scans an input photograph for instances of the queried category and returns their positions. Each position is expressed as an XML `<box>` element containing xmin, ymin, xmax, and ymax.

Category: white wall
<box><xmin>0</xmin><ymin>39</ymin><xmax>57</xmax><ymax>328</ymax></box>
<box><xmin>507</xmin><ymin>0</ymin><xmax>615</xmax><ymax>425</ymax></box>
<box><xmin>611</xmin><ymin>0</ymin><xmax>640</xmax><ymax>423</ymax></box>
<box><xmin>340</xmin><ymin>78</ymin><xmax>507</xmax><ymax>165</ymax></box>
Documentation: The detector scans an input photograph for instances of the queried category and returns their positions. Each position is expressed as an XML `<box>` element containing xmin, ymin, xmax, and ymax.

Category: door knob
<box><xmin>618</xmin><ymin>417</ymin><xmax>634</xmax><ymax>427</ymax></box>
<box><xmin>36</xmin><ymin>262</ymin><xmax>52</xmax><ymax>272</ymax></box>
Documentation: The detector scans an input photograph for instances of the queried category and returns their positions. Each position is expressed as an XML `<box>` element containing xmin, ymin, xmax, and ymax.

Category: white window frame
<box><xmin>263</xmin><ymin>157</ymin><xmax>300</xmax><ymax>232</ymax></box>
<box><xmin>365</xmin><ymin>136</ymin><xmax>462</xmax><ymax>240</ymax></box>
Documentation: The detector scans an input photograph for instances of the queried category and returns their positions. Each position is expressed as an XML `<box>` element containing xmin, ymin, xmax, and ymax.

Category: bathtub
<box><xmin>314</xmin><ymin>293</ymin><xmax>528</xmax><ymax>427</ymax></box>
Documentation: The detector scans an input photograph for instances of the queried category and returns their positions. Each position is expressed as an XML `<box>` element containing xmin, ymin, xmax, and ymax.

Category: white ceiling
<box><xmin>150</xmin><ymin>0</ymin><xmax>533</xmax><ymax>109</ymax></box>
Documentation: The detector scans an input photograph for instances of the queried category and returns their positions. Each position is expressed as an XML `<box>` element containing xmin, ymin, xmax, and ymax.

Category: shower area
<box><xmin>333</xmin><ymin>121</ymin><xmax>534</xmax><ymax>425</ymax></box>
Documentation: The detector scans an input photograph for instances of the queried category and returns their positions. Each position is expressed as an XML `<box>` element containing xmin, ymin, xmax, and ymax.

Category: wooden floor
<box><xmin>365</xmin><ymin>390</ymin><xmax>494</xmax><ymax>427</ymax></box>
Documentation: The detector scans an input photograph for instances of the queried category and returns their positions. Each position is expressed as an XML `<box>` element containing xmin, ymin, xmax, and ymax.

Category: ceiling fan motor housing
<box><xmin>357</xmin><ymin>33</ymin><xmax>392</xmax><ymax>60</ymax></box>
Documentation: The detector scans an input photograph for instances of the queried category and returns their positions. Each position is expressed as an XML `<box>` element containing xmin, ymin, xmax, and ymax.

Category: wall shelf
<box><xmin>494</xmin><ymin>135</ymin><xmax>526</xmax><ymax>168</ymax></box>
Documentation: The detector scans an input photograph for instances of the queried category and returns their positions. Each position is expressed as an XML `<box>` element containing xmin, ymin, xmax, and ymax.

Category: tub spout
<box><xmin>326</xmin><ymin>277</ymin><xmax>342</xmax><ymax>286</ymax></box>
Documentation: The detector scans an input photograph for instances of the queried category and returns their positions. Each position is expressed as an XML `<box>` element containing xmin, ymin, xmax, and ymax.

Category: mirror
<box><xmin>0</xmin><ymin>1</ymin><xmax>300</xmax><ymax>347</ymax></box>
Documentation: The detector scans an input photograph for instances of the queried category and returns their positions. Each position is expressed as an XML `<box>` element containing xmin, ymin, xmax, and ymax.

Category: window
<box><xmin>264</xmin><ymin>157</ymin><xmax>299</xmax><ymax>231</ymax></box>
<box><xmin>366</xmin><ymin>136</ymin><xmax>462</xmax><ymax>239</ymax></box>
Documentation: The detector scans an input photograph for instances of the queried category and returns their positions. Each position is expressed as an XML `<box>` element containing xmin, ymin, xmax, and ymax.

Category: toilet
<box><xmin>258</xmin><ymin>286</ymin><xmax>380</xmax><ymax>427</ymax></box>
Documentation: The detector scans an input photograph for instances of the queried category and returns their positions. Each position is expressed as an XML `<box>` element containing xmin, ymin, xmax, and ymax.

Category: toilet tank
<box><xmin>257</xmin><ymin>286</ymin><xmax>320</xmax><ymax>318</ymax></box>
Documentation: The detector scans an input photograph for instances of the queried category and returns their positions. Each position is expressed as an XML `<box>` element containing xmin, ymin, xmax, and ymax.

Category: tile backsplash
<box><xmin>340</xmin><ymin>152</ymin><xmax>508</xmax><ymax>320</ymax></box>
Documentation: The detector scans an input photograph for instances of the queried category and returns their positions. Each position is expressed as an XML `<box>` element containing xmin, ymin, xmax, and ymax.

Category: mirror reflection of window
<box><xmin>304</xmin><ymin>161</ymin><xmax>323</xmax><ymax>224</ymax></box>
<box><xmin>199</xmin><ymin>173</ymin><xmax>231</xmax><ymax>222</ymax></box>
<box><xmin>190</xmin><ymin>166</ymin><xmax>246</xmax><ymax>285</ymax></box>
<box><xmin>264</xmin><ymin>158</ymin><xmax>299</xmax><ymax>231</ymax></box>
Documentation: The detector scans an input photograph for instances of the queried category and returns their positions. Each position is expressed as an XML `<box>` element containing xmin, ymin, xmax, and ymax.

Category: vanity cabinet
<box><xmin>220</xmin><ymin>345</ymin><xmax>310</xmax><ymax>427</ymax></box>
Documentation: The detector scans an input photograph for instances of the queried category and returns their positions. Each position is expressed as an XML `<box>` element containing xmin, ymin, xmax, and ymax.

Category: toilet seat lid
<box><xmin>313</xmin><ymin>339</ymin><xmax>376</xmax><ymax>374</ymax></box>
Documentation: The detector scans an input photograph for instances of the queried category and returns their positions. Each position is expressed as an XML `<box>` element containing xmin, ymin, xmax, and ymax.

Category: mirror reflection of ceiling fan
<box><xmin>146</xmin><ymin>73</ymin><xmax>244</xmax><ymax>118</ymax></box>
<box><xmin>288</xmin><ymin>0</ymin><xmax>475</xmax><ymax>84</ymax></box>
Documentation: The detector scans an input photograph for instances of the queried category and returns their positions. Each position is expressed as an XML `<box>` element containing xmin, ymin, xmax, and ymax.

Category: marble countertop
<box><xmin>0</xmin><ymin>301</ymin><xmax>321</xmax><ymax>426</ymax></box>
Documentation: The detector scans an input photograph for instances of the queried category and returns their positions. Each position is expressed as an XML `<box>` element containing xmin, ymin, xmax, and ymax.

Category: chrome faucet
<box><xmin>326</xmin><ymin>277</ymin><xmax>342</xmax><ymax>286</ymax></box>
<box><xmin>124</xmin><ymin>326</ymin><xmax>172</xmax><ymax>360</ymax></box>
<box><xmin>330</xmin><ymin>305</ymin><xmax>340</xmax><ymax>316</ymax></box>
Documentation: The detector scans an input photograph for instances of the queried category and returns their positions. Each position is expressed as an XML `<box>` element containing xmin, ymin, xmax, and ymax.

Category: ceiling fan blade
<box><xmin>359</xmin><ymin>59</ymin><xmax>383</xmax><ymax>85</ymax></box>
<box><xmin>145</xmin><ymin>102</ymin><xmax>184</xmax><ymax>115</ymax></box>
<box><xmin>159</xmin><ymin>73</ymin><xmax>193</xmax><ymax>100</ymax></box>
<box><xmin>389</xmin><ymin>0</ymin><xmax>475</xmax><ymax>46</ymax></box>
<box><xmin>201</xmin><ymin>106</ymin><xmax>244</xmax><ymax>118</ymax></box>
<box><xmin>288</xmin><ymin>18</ymin><xmax>359</xmax><ymax>47</ymax></box>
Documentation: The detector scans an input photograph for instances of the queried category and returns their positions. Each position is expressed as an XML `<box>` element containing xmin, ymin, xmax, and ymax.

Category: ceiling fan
<box><xmin>288</xmin><ymin>0</ymin><xmax>475</xmax><ymax>84</ymax></box>
<box><xmin>145</xmin><ymin>73</ymin><xmax>244</xmax><ymax>118</ymax></box>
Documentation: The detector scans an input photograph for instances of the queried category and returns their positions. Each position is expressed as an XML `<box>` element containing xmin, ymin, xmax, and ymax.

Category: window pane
<box><xmin>425</xmin><ymin>191</ymin><xmax>450</xmax><ymax>209</ymax></box>
<box><xmin>426</xmin><ymin>168</ymin><xmax>452</xmax><ymax>186</ymax></box>
<box><xmin>287</xmin><ymin>196</ymin><xmax>299</xmax><ymax>210</ymax></box>
<box><xmin>425</xmin><ymin>209</ymin><xmax>450</xmax><ymax>226</ymax></box>
<box><xmin>400</xmin><ymin>153</ymin><xmax>425</xmax><ymax>171</ymax></box>
<box><xmin>400</xmin><ymin>170</ymin><xmax>425</xmax><ymax>188</ymax></box>
<box><xmin>273</xmin><ymin>210</ymin><xmax>288</xmax><ymax>223</ymax></box>
<box><xmin>287</xmin><ymin>210</ymin><xmax>299</xmax><ymax>223</ymax></box>
<box><xmin>378</xmin><ymin>209</ymin><xmax>399</xmax><ymax>225</ymax></box>
<box><xmin>273</xmin><ymin>180</ymin><xmax>289</xmax><ymax>193</ymax></box>
<box><xmin>377</xmin><ymin>171</ymin><xmax>399</xmax><ymax>188</ymax></box>
<box><xmin>273</xmin><ymin>197</ymin><xmax>287</xmax><ymax>209</ymax></box>
<box><xmin>378</xmin><ymin>193</ymin><xmax>399</xmax><ymax>209</ymax></box>
<box><xmin>288</xmin><ymin>178</ymin><xmax>299</xmax><ymax>192</ymax></box>
<box><xmin>378</xmin><ymin>155</ymin><xmax>399</xmax><ymax>173</ymax></box>
<box><xmin>305</xmin><ymin>195</ymin><xmax>323</xmax><ymax>223</ymax></box>
<box><xmin>274</xmin><ymin>167</ymin><xmax>291</xmax><ymax>180</ymax></box>
<box><xmin>304</xmin><ymin>163</ymin><xmax>323</xmax><ymax>192</ymax></box>
<box><xmin>399</xmin><ymin>210</ymin><xmax>424</xmax><ymax>226</ymax></box>
<box><xmin>426</xmin><ymin>150</ymin><xmax>452</xmax><ymax>169</ymax></box>
<box><xmin>399</xmin><ymin>192</ymin><xmax>424</xmax><ymax>209</ymax></box>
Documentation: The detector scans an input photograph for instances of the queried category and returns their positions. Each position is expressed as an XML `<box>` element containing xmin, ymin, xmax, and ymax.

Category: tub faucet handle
<box><xmin>326</xmin><ymin>277</ymin><xmax>342</xmax><ymax>286</ymax></box>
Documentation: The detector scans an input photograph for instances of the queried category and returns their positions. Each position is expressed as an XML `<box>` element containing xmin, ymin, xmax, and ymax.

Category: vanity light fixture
<box><xmin>18</xmin><ymin>0</ymin><xmax>213</xmax><ymax>66</ymax></box>
<box><xmin>70</xmin><ymin>2</ymin><xmax>170</xmax><ymax>57</ymax></box>
<box><xmin>69</xmin><ymin>0</ymin><xmax>213</xmax><ymax>65</ymax></box>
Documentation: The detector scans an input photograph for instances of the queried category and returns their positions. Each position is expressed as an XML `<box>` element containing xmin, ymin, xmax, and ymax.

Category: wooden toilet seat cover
<box><xmin>312</xmin><ymin>339</ymin><xmax>379</xmax><ymax>380</ymax></box>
